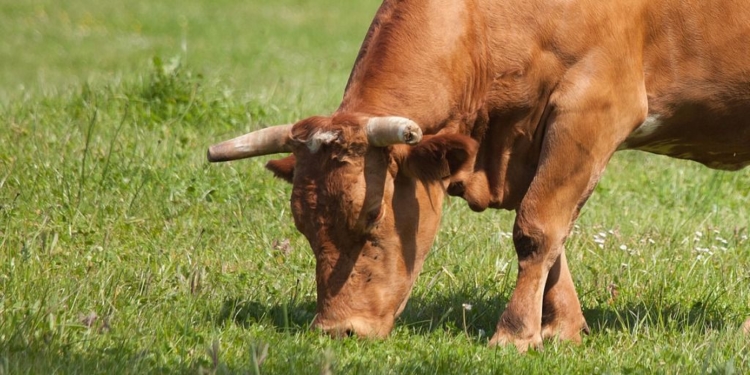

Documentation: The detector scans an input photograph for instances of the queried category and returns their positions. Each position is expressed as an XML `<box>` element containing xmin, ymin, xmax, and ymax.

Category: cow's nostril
<box><xmin>331</xmin><ymin>327</ymin><xmax>354</xmax><ymax>338</ymax></box>
<box><xmin>314</xmin><ymin>319</ymin><xmax>391</xmax><ymax>339</ymax></box>
<box><xmin>313</xmin><ymin>321</ymin><xmax>356</xmax><ymax>338</ymax></box>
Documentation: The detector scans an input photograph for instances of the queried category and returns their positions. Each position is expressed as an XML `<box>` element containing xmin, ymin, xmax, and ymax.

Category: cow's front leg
<box><xmin>488</xmin><ymin>140</ymin><xmax>609</xmax><ymax>351</ymax></box>
<box><xmin>488</xmin><ymin>78</ymin><xmax>646</xmax><ymax>350</ymax></box>
<box><xmin>488</xmin><ymin>210</ymin><xmax>570</xmax><ymax>351</ymax></box>
<box><xmin>488</xmin><ymin>131</ymin><xmax>608</xmax><ymax>350</ymax></box>
<box><xmin>490</xmin><ymin>208</ymin><xmax>590</xmax><ymax>351</ymax></box>
<box><xmin>541</xmin><ymin>250</ymin><xmax>589</xmax><ymax>342</ymax></box>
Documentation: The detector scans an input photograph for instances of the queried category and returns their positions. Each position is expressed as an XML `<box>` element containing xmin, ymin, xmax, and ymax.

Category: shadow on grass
<box><xmin>397</xmin><ymin>290</ymin><xmax>507</xmax><ymax>340</ymax></box>
<box><xmin>409</xmin><ymin>290</ymin><xmax>736</xmax><ymax>339</ymax></box>
<box><xmin>215</xmin><ymin>297</ymin><xmax>317</xmax><ymax>332</ymax></box>
<box><xmin>584</xmin><ymin>300</ymin><xmax>734</xmax><ymax>334</ymax></box>
<box><xmin>216</xmin><ymin>289</ymin><xmax>737</xmax><ymax>341</ymax></box>
<box><xmin>215</xmin><ymin>288</ymin><xmax>507</xmax><ymax>341</ymax></box>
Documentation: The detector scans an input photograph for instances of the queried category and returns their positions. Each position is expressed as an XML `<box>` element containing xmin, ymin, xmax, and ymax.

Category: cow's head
<box><xmin>208</xmin><ymin>113</ymin><xmax>477</xmax><ymax>337</ymax></box>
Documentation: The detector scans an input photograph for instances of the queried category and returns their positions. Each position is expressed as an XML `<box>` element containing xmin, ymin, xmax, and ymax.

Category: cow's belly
<box><xmin>618</xmin><ymin>106</ymin><xmax>750</xmax><ymax>171</ymax></box>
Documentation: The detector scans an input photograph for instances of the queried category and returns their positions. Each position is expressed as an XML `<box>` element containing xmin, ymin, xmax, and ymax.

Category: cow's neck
<box><xmin>338</xmin><ymin>0</ymin><xmax>568</xmax><ymax>211</ymax></box>
<box><xmin>337</xmin><ymin>0</ymin><xmax>492</xmax><ymax>136</ymax></box>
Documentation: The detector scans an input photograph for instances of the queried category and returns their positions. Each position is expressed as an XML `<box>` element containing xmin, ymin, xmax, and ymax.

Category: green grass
<box><xmin>1</xmin><ymin>0</ymin><xmax>749</xmax><ymax>373</ymax></box>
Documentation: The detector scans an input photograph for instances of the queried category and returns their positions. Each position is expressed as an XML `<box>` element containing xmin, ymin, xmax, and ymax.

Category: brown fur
<box><xmin>394</xmin><ymin>134</ymin><xmax>478</xmax><ymax>182</ymax></box>
<box><xmin>266</xmin><ymin>156</ymin><xmax>295</xmax><ymax>183</ymax></box>
<box><xmin>249</xmin><ymin>0</ymin><xmax>749</xmax><ymax>349</ymax></box>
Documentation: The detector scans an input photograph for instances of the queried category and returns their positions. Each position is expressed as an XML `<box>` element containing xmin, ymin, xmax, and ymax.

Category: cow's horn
<box><xmin>365</xmin><ymin>116</ymin><xmax>423</xmax><ymax>146</ymax></box>
<box><xmin>207</xmin><ymin>124</ymin><xmax>293</xmax><ymax>162</ymax></box>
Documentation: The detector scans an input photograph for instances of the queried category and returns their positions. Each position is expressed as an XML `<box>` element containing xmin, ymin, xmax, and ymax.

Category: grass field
<box><xmin>1</xmin><ymin>0</ymin><xmax>749</xmax><ymax>373</ymax></box>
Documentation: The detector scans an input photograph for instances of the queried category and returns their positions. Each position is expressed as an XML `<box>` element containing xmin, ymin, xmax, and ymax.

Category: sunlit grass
<box><xmin>1</xmin><ymin>0</ymin><xmax>749</xmax><ymax>373</ymax></box>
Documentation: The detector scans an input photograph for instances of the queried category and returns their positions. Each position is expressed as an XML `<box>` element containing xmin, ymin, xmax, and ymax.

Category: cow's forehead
<box><xmin>294</xmin><ymin>147</ymin><xmax>388</xmax><ymax>198</ymax></box>
<box><xmin>290</xmin><ymin>148</ymin><xmax>392</xmax><ymax>234</ymax></box>
<box><xmin>291</xmin><ymin>114</ymin><xmax>368</xmax><ymax>145</ymax></box>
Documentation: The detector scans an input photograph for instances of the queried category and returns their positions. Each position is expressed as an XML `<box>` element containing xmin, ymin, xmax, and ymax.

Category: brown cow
<box><xmin>208</xmin><ymin>0</ymin><xmax>750</xmax><ymax>350</ymax></box>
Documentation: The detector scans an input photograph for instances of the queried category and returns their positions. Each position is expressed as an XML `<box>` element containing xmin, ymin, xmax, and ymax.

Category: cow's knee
<box><xmin>512</xmin><ymin>214</ymin><xmax>565</xmax><ymax>266</ymax></box>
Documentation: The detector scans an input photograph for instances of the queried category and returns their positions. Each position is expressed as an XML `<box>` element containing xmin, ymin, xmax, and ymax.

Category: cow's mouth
<box><xmin>312</xmin><ymin>315</ymin><xmax>394</xmax><ymax>339</ymax></box>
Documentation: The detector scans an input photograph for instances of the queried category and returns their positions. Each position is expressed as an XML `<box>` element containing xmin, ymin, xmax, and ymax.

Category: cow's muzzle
<box><xmin>312</xmin><ymin>316</ymin><xmax>393</xmax><ymax>339</ymax></box>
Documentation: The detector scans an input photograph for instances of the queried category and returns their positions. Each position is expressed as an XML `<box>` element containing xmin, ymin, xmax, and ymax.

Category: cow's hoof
<box><xmin>541</xmin><ymin>317</ymin><xmax>589</xmax><ymax>343</ymax></box>
<box><xmin>488</xmin><ymin>331</ymin><xmax>543</xmax><ymax>353</ymax></box>
<box><xmin>742</xmin><ymin>318</ymin><xmax>750</xmax><ymax>335</ymax></box>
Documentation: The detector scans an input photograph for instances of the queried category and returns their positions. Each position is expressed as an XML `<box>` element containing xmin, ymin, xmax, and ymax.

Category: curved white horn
<box><xmin>365</xmin><ymin>116</ymin><xmax>423</xmax><ymax>146</ymax></box>
<box><xmin>207</xmin><ymin>124</ymin><xmax>293</xmax><ymax>162</ymax></box>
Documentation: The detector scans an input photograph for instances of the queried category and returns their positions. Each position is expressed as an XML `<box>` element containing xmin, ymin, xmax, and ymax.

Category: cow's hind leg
<box><xmin>541</xmin><ymin>250</ymin><xmax>589</xmax><ymax>342</ymax></box>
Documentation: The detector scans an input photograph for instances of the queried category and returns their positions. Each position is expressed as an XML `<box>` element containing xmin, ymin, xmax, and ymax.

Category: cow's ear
<box><xmin>265</xmin><ymin>155</ymin><xmax>296</xmax><ymax>183</ymax></box>
<box><xmin>396</xmin><ymin>134</ymin><xmax>477</xmax><ymax>181</ymax></box>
